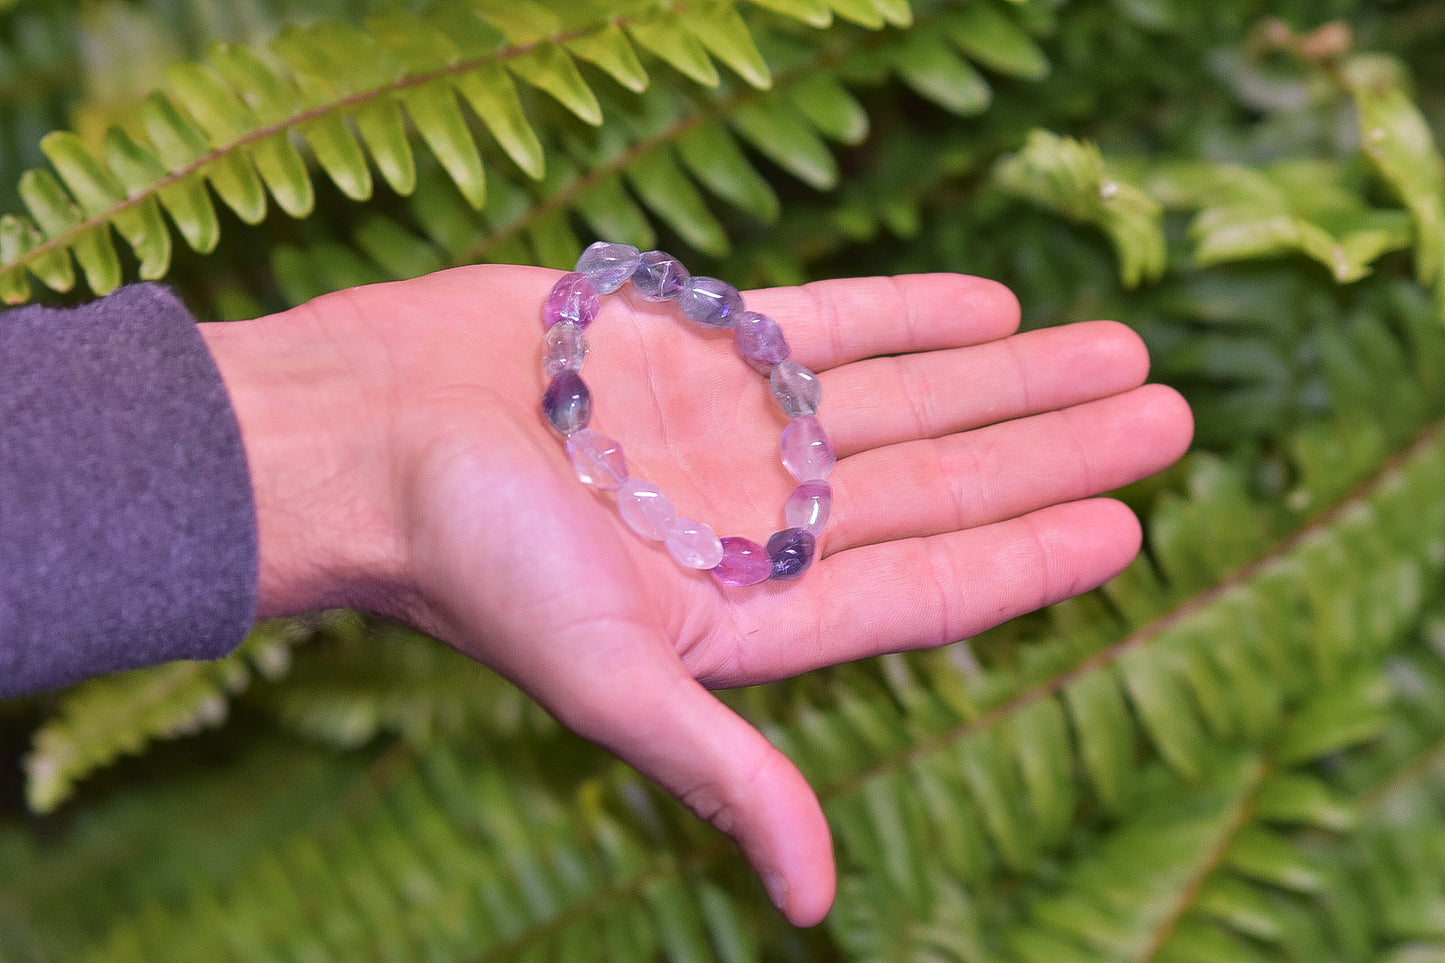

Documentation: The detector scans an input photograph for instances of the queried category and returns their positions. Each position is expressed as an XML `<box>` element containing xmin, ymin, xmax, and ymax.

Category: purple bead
<box><xmin>632</xmin><ymin>250</ymin><xmax>689</xmax><ymax>301</ymax></box>
<box><xmin>734</xmin><ymin>311</ymin><xmax>790</xmax><ymax>373</ymax></box>
<box><xmin>781</xmin><ymin>415</ymin><xmax>835</xmax><ymax>481</ymax></box>
<box><xmin>543</xmin><ymin>370</ymin><xmax>591</xmax><ymax>434</ymax></box>
<box><xmin>665</xmin><ymin>517</ymin><xmax>724</xmax><ymax>569</ymax></box>
<box><xmin>712</xmin><ymin>537</ymin><xmax>772</xmax><ymax>586</ymax></box>
<box><xmin>543</xmin><ymin>272</ymin><xmax>601</xmax><ymax>329</ymax></box>
<box><xmin>678</xmin><ymin>276</ymin><xmax>744</xmax><ymax>328</ymax></box>
<box><xmin>544</xmin><ymin>320</ymin><xmax>588</xmax><ymax>376</ymax></box>
<box><xmin>566</xmin><ymin>429</ymin><xmax>628</xmax><ymax>490</ymax></box>
<box><xmin>785</xmin><ymin>481</ymin><xmax>832</xmax><ymax>535</ymax></box>
<box><xmin>576</xmin><ymin>241</ymin><xmax>641</xmax><ymax>294</ymax></box>
<box><xmin>617</xmin><ymin>478</ymin><xmax>676</xmax><ymax>540</ymax></box>
<box><xmin>770</xmin><ymin>360</ymin><xmax>822</xmax><ymax>418</ymax></box>
<box><xmin>767</xmin><ymin>528</ymin><xmax>816</xmax><ymax>581</ymax></box>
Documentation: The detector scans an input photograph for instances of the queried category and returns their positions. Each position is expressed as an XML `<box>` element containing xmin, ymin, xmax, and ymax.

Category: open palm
<box><xmin>225</xmin><ymin>263</ymin><xmax>1193</xmax><ymax>927</ymax></box>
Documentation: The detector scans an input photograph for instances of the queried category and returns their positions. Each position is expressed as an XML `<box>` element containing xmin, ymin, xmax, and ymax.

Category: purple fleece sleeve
<box><xmin>0</xmin><ymin>284</ymin><xmax>258</xmax><ymax>698</ymax></box>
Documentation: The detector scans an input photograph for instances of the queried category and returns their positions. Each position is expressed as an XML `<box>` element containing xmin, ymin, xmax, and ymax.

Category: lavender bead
<box><xmin>632</xmin><ymin>250</ymin><xmax>689</xmax><ymax>301</ymax></box>
<box><xmin>543</xmin><ymin>370</ymin><xmax>591</xmax><ymax>434</ymax></box>
<box><xmin>771</xmin><ymin>360</ymin><xmax>822</xmax><ymax>418</ymax></box>
<box><xmin>566</xmin><ymin>429</ymin><xmax>628</xmax><ymax>490</ymax></box>
<box><xmin>767</xmin><ymin>527</ymin><xmax>816</xmax><ymax>580</ymax></box>
<box><xmin>576</xmin><ymin>241</ymin><xmax>641</xmax><ymax>294</ymax></box>
<box><xmin>543</xmin><ymin>272</ymin><xmax>601</xmax><ymax>329</ymax></box>
<box><xmin>785</xmin><ymin>480</ymin><xmax>832</xmax><ymax>535</ymax></box>
<box><xmin>544</xmin><ymin>320</ymin><xmax>588</xmax><ymax>377</ymax></box>
<box><xmin>712</xmin><ymin>537</ymin><xmax>772</xmax><ymax>586</ymax></box>
<box><xmin>617</xmin><ymin>478</ymin><xmax>676</xmax><ymax>540</ymax></box>
<box><xmin>734</xmin><ymin>311</ymin><xmax>790</xmax><ymax>373</ymax></box>
<box><xmin>781</xmin><ymin>415</ymin><xmax>835</xmax><ymax>481</ymax></box>
<box><xmin>678</xmin><ymin>276</ymin><xmax>744</xmax><ymax>328</ymax></box>
<box><xmin>665</xmin><ymin>517</ymin><xmax>725</xmax><ymax>569</ymax></box>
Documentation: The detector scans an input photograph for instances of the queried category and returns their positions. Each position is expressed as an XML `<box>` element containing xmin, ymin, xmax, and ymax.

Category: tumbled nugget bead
<box><xmin>631</xmin><ymin>250</ymin><xmax>689</xmax><ymax>301</ymax></box>
<box><xmin>543</xmin><ymin>320</ymin><xmax>588</xmax><ymax>377</ymax></box>
<box><xmin>767</xmin><ymin>527</ymin><xmax>816</xmax><ymax>580</ymax></box>
<box><xmin>566</xmin><ymin>429</ymin><xmax>628</xmax><ymax>490</ymax></box>
<box><xmin>712</xmin><ymin>537</ymin><xmax>773</xmax><ymax>586</ymax></box>
<box><xmin>544</xmin><ymin>272</ymin><xmax>601</xmax><ymax>329</ymax></box>
<box><xmin>543</xmin><ymin>370</ymin><xmax>591</xmax><ymax>434</ymax></box>
<box><xmin>617</xmin><ymin>478</ymin><xmax>677</xmax><ymax>540</ymax></box>
<box><xmin>770</xmin><ymin>360</ymin><xmax>822</xmax><ymax>418</ymax></box>
<box><xmin>781</xmin><ymin>415</ymin><xmax>836</xmax><ymax>481</ymax></box>
<box><xmin>665</xmin><ymin>517</ymin><xmax>725</xmax><ymax>570</ymax></box>
<box><xmin>576</xmin><ymin>241</ymin><xmax>641</xmax><ymax>294</ymax></box>
<box><xmin>734</xmin><ymin>311</ymin><xmax>790</xmax><ymax>372</ymax></box>
<box><xmin>785</xmin><ymin>480</ymin><xmax>832</xmax><ymax>535</ymax></box>
<box><xmin>678</xmin><ymin>276</ymin><xmax>744</xmax><ymax>328</ymax></box>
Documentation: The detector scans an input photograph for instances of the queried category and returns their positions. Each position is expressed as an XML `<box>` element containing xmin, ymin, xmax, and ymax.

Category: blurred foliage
<box><xmin>4</xmin><ymin>0</ymin><xmax>1445</xmax><ymax>959</ymax></box>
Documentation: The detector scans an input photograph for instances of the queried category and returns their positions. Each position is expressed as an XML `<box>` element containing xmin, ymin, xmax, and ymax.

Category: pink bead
<box><xmin>785</xmin><ymin>480</ymin><xmax>831</xmax><ymax>535</ymax></box>
<box><xmin>665</xmin><ymin>517</ymin><xmax>724</xmax><ymax>569</ymax></box>
<box><xmin>566</xmin><ymin>429</ymin><xmax>628</xmax><ymax>490</ymax></box>
<box><xmin>617</xmin><ymin>478</ymin><xmax>676</xmax><ymax>540</ymax></box>
<box><xmin>712</xmin><ymin>537</ymin><xmax>772</xmax><ymax>586</ymax></box>
<box><xmin>543</xmin><ymin>272</ymin><xmax>601</xmax><ymax>329</ymax></box>
<box><xmin>781</xmin><ymin>415</ymin><xmax>835</xmax><ymax>481</ymax></box>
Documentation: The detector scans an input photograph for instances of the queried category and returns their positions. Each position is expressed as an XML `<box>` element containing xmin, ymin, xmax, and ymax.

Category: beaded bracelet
<box><xmin>540</xmin><ymin>241</ymin><xmax>834</xmax><ymax>586</ymax></box>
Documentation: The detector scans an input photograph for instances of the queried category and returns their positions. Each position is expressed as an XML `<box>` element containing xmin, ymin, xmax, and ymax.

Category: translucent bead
<box><xmin>785</xmin><ymin>480</ymin><xmax>832</xmax><ymax>535</ymax></box>
<box><xmin>665</xmin><ymin>517</ymin><xmax>725</xmax><ymax>569</ymax></box>
<box><xmin>543</xmin><ymin>272</ymin><xmax>601</xmax><ymax>329</ymax></box>
<box><xmin>576</xmin><ymin>241</ymin><xmax>641</xmax><ymax>294</ymax></box>
<box><xmin>631</xmin><ymin>250</ymin><xmax>689</xmax><ymax>301</ymax></box>
<box><xmin>770</xmin><ymin>360</ymin><xmax>822</xmax><ymax>418</ymax></box>
<box><xmin>566</xmin><ymin>429</ymin><xmax>628</xmax><ymax>490</ymax></box>
<box><xmin>617</xmin><ymin>478</ymin><xmax>676</xmax><ymax>540</ymax></box>
<box><xmin>734</xmin><ymin>311</ymin><xmax>790</xmax><ymax>373</ymax></box>
<box><xmin>767</xmin><ymin>528</ymin><xmax>816</xmax><ymax>581</ymax></box>
<box><xmin>781</xmin><ymin>415</ymin><xmax>835</xmax><ymax>481</ymax></box>
<box><xmin>678</xmin><ymin>276</ymin><xmax>744</xmax><ymax>328</ymax></box>
<box><xmin>543</xmin><ymin>370</ymin><xmax>591</xmax><ymax>434</ymax></box>
<box><xmin>712</xmin><ymin>537</ymin><xmax>772</xmax><ymax>586</ymax></box>
<box><xmin>543</xmin><ymin>320</ymin><xmax>588</xmax><ymax>377</ymax></box>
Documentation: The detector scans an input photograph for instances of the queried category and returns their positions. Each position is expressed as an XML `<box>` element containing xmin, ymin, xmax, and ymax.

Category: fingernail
<box><xmin>762</xmin><ymin>870</ymin><xmax>789</xmax><ymax>913</ymax></box>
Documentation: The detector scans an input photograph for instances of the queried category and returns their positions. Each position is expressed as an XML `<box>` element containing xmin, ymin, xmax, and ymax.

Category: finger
<box><xmin>703</xmin><ymin>498</ymin><xmax>1143</xmax><ymax>685</ymax></box>
<box><xmin>827</xmin><ymin>383</ymin><xmax>1192</xmax><ymax>551</ymax></box>
<box><xmin>825</xmin><ymin>320</ymin><xmax>1152</xmax><ymax>456</ymax></box>
<box><xmin>744</xmin><ymin>274</ymin><xmax>1022</xmax><ymax>369</ymax></box>
<box><xmin>544</xmin><ymin>634</ymin><xmax>836</xmax><ymax>927</ymax></box>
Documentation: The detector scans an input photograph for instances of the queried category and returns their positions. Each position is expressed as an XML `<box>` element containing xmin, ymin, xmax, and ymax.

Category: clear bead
<box><xmin>543</xmin><ymin>272</ymin><xmax>600</xmax><ymax>329</ymax></box>
<box><xmin>678</xmin><ymin>276</ymin><xmax>744</xmax><ymax>328</ymax></box>
<box><xmin>785</xmin><ymin>480</ymin><xmax>832</xmax><ymax>535</ymax></box>
<box><xmin>542</xmin><ymin>370</ymin><xmax>591</xmax><ymax>434</ymax></box>
<box><xmin>566</xmin><ymin>429</ymin><xmax>628</xmax><ymax>490</ymax></box>
<box><xmin>770</xmin><ymin>360</ymin><xmax>822</xmax><ymax>418</ymax></box>
<box><xmin>632</xmin><ymin>250</ymin><xmax>689</xmax><ymax>301</ymax></box>
<box><xmin>617</xmin><ymin>478</ymin><xmax>677</xmax><ymax>540</ymax></box>
<box><xmin>781</xmin><ymin>415</ymin><xmax>835</xmax><ymax>481</ymax></box>
<box><xmin>734</xmin><ymin>311</ymin><xmax>790</xmax><ymax>373</ymax></box>
<box><xmin>665</xmin><ymin>517</ymin><xmax>725</xmax><ymax>569</ymax></box>
<box><xmin>712</xmin><ymin>537</ymin><xmax>773</xmax><ymax>586</ymax></box>
<box><xmin>576</xmin><ymin>241</ymin><xmax>642</xmax><ymax>294</ymax></box>
<box><xmin>543</xmin><ymin>321</ymin><xmax>588</xmax><ymax>377</ymax></box>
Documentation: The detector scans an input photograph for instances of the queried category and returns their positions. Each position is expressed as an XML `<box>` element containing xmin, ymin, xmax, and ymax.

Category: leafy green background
<box><xmin>3</xmin><ymin>0</ymin><xmax>1445</xmax><ymax>959</ymax></box>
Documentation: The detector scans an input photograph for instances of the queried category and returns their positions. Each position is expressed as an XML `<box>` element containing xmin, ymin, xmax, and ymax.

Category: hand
<box><xmin>202</xmin><ymin>264</ymin><xmax>1193</xmax><ymax>926</ymax></box>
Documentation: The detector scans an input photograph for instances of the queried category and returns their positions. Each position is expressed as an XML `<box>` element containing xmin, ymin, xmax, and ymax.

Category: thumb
<box><xmin>548</xmin><ymin>646</ymin><xmax>836</xmax><ymax>927</ymax></box>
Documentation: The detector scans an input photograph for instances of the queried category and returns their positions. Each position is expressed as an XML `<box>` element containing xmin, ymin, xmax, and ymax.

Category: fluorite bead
<box><xmin>770</xmin><ymin>360</ymin><xmax>822</xmax><ymax>418</ymax></box>
<box><xmin>712</xmin><ymin>537</ymin><xmax>772</xmax><ymax>586</ymax></box>
<box><xmin>678</xmin><ymin>276</ymin><xmax>744</xmax><ymax>328</ymax></box>
<box><xmin>543</xmin><ymin>370</ymin><xmax>591</xmax><ymax>434</ymax></box>
<box><xmin>785</xmin><ymin>480</ymin><xmax>832</xmax><ymax>535</ymax></box>
<box><xmin>734</xmin><ymin>311</ymin><xmax>790</xmax><ymax>372</ymax></box>
<box><xmin>543</xmin><ymin>272</ymin><xmax>601</xmax><ymax>329</ymax></box>
<box><xmin>617</xmin><ymin>478</ymin><xmax>677</xmax><ymax>540</ymax></box>
<box><xmin>767</xmin><ymin>527</ymin><xmax>816</xmax><ymax>581</ymax></box>
<box><xmin>543</xmin><ymin>320</ymin><xmax>588</xmax><ymax>376</ymax></box>
<box><xmin>665</xmin><ymin>517</ymin><xmax>725</xmax><ymax>569</ymax></box>
<box><xmin>781</xmin><ymin>415</ymin><xmax>835</xmax><ymax>481</ymax></box>
<box><xmin>576</xmin><ymin>241</ymin><xmax>641</xmax><ymax>294</ymax></box>
<box><xmin>566</xmin><ymin>429</ymin><xmax>628</xmax><ymax>490</ymax></box>
<box><xmin>632</xmin><ymin>250</ymin><xmax>689</xmax><ymax>301</ymax></box>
